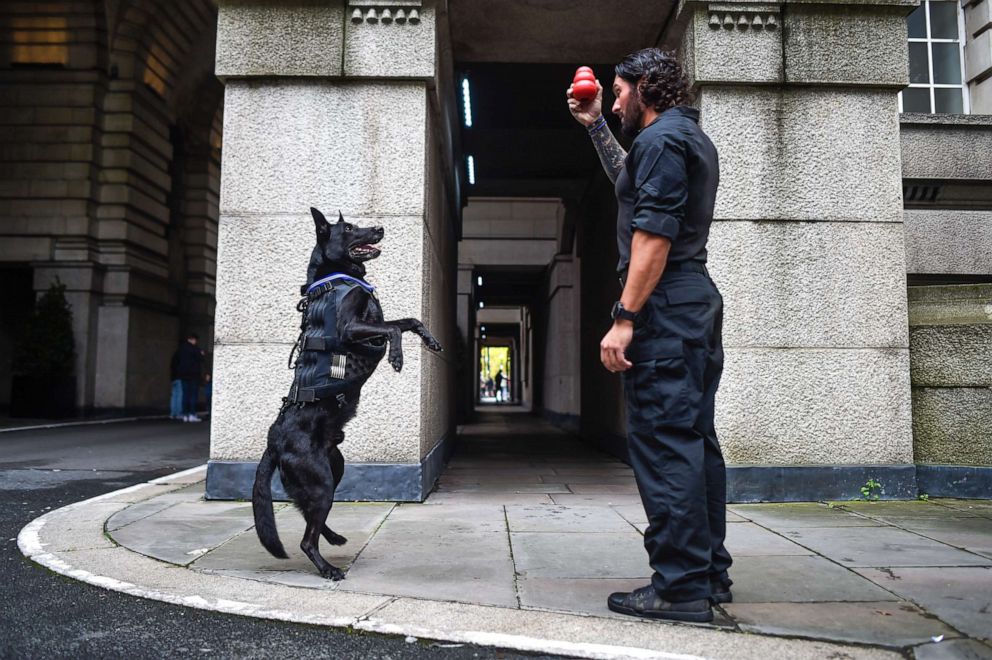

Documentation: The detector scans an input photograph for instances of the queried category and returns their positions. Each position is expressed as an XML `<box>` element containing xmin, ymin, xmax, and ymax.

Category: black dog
<box><xmin>252</xmin><ymin>208</ymin><xmax>442</xmax><ymax>579</ymax></box>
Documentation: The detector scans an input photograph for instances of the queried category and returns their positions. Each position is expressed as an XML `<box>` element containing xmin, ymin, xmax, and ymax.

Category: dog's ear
<box><xmin>337</xmin><ymin>210</ymin><xmax>345</xmax><ymax>224</ymax></box>
<box><xmin>311</xmin><ymin>207</ymin><xmax>330</xmax><ymax>243</ymax></box>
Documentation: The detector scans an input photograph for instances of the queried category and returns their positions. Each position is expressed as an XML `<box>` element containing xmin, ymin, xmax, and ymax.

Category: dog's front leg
<box><xmin>341</xmin><ymin>321</ymin><xmax>405</xmax><ymax>371</ymax></box>
<box><xmin>383</xmin><ymin>318</ymin><xmax>442</xmax><ymax>352</ymax></box>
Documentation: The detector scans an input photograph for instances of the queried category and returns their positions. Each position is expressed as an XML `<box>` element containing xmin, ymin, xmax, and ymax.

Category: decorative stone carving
<box><xmin>709</xmin><ymin>5</ymin><xmax>779</xmax><ymax>30</ymax></box>
<box><xmin>707</xmin><ymin>4</ymin><xmax>779</xmax><ymax>31</ymax></box>
<box><xmin>350</xmin><ymin>0</ymin><xmax>422</xmax><ymax>24</ymax></box>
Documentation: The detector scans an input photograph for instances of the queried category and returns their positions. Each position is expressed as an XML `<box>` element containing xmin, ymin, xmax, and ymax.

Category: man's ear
<box><xmin>311</xmin><ymin>207</ymin><xmax>330</xmax><ymax>242</ymax></box>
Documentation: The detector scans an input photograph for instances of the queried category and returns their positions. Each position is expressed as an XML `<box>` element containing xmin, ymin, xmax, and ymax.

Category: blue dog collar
<box><xmin>306</xmin><ymin>273</ymin><xmax>376</xmax><ymax>295</ymax></box>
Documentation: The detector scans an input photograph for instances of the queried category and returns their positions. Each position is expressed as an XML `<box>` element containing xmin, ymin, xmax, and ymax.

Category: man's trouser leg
<box><xmin>182</xmin><ymin>379</ymin><xmax>198</xmax><ymax>416</ymax></box>
<box><xmin>170</xmin><ymin>380</ymin><xmax>182</xmax><ymax>418</ymax></box>
<box><xmin>623</xmin><ymin>275</ymin><xmax>726</xmax><ymax>602</ymax></box>
<box><xmin>697</xmin><ymin>301</ymin><xmax>732</xmax><ymax>586</ymax></box>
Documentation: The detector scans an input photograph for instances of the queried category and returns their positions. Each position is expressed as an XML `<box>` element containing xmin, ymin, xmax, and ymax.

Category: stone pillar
<box><xmin>909</xmin><ymin>284</ymin><xmax>992</xmax><ymax>498</ymax></box>
<box><xmin>207</xmin><ymin>0</ymin><xmax>454</xmax><ymax>501</ymax></box>
<box><xmin>671</xmin><ymin>0</ymin><xmax>917</xmax><ymax>499</ymax></box>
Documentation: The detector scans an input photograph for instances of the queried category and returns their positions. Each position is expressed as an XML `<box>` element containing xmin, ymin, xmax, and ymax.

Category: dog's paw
<box><xmin>320</xmin><ymin>566</ymin><xmax>346</xmax><ymax>581</ymax></box>
<box><xmin>389</xmin><ymin>352</ymin><xmax>403</xmax><ymax>372</ymax></box>
<box><xmin>326</xmin><ymin>531</ymin><xmax>348</xmax><ymax>546</ymax></box>
<box><xmin>424</xmin><ymin>337</ymin><xmax>443</xmax><ymax>352</ymax></box>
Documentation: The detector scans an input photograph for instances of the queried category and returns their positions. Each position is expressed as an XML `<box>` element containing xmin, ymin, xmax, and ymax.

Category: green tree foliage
<box><xmin>13</xmin><ymin>277</ymin><xmax>75</xmax><ymax>378</ymax></box>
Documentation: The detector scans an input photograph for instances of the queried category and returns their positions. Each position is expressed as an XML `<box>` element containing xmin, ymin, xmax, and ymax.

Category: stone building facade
<box><xmin>1</xmin><ymin>0</ymin><xmax>990</xmax><ymax>500</ymax></box>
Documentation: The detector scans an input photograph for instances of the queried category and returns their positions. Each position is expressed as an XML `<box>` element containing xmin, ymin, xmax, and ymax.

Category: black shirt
<box><xmin>172</xmin><ymin>341</ymin><xmax>203</xmax><ymax>381</ymax></box>
<box><xmin>615</xmin><ymin>106</ymin><xmax>719</xmax><ymax>274</ymax></box>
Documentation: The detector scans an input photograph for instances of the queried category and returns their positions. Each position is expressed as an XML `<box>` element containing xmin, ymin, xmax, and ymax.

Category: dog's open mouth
<box><xmin>348</xmin><ymin>243</ymin><xmax>382</xmax><ymax>261</ymax></box>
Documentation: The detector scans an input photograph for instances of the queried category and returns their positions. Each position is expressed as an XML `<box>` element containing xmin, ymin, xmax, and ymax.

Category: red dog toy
<box><xmin>571</xmin><ymin>66</ymin><xmax>597</xmax><ymax>102</ymax></box>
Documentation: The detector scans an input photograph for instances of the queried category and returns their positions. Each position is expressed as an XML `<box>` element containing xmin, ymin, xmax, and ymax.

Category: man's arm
<box><xmin>600</xmin><ymin>232</ymin><xmax>670</xmax><ymax>372</ymax></box>
<box><xmin>566</xmin><ymin>80</ymin><xmax>627</xmax><ymax>183</ymax></box>
<box><xmin>588</xmin><ymin>121</ymin><xmax>627</xmax><ymax>184</ymax></box>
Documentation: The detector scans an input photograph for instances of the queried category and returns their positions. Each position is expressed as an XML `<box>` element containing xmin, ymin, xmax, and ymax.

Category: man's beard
<box><xmin>620</xmin><ymin>93</ymin><xmax>644</xmax><ymax>140</ymax></box>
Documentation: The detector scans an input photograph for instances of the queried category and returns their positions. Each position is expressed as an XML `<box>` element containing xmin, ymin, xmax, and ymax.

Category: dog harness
<box><xmin>284</xmin><ymin>273</ymin><xmax>386</xmax><ymax>409</ymax></box>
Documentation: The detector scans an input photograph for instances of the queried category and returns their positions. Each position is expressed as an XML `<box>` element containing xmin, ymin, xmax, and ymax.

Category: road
<box><xmin>0</xmin><ymin>419</ymin><xmax>559</xmax><ymax>659</ymax></box>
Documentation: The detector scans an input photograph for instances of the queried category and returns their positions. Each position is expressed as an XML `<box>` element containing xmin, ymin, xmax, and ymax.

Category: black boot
<box><xmin>607</xmin><ymin>584</ymin><xmax>713</xmax><ymax>623</ymax></box>
<box><xmin>709</xmin><ymin>580</ymin><xmax>733</xmax><ymax>604</ymax></box>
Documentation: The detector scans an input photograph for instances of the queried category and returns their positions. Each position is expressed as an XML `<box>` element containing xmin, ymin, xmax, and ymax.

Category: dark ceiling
<box><xmin>474</xmin><ymin>266</ymin><xmax>547</xmax><ymax>307</ymax></box>
<box><xmin>457</xmin><ymin>62</ymin><xmax>622</xmax><ymax>199</ymax></box>
<box><xmin>448</xmin><ymin>1</ymin><xmax>672</xmax><ymax>64</ymax></box>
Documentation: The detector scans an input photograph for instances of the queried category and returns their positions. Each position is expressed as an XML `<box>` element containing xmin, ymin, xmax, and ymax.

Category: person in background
<box><xmin>494</xmin><ymin>369</ymin><xmax>504</xmax><ymax>403</ymax></box>
<box><xmin>171</xmin><ymin>332</ymin><xmax>203</xmax><ymax>423</ymax></box>
<box><xmin>169</xmin><ymin>347</ymin><xmax>182</xmax><ymax>420</ymax></box>
<box><xmin>203</xmin><ymin>372</ymin><xmax>212</xmax><ymax>415</ymax></box>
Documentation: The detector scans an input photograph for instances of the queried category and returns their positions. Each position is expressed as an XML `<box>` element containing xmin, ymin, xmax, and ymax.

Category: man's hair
<box><xmin>615</xmin><ymin>48</ymin><xmax>693</xmax><ymax>112</ymax></box>
<box><xmin>187</xmin><ymin>332</ymin><xmax>199</xmax><ymax>341</ymax></box>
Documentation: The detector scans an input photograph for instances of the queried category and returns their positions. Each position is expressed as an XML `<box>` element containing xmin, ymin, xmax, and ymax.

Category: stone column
<box><xmin>670</xmin><ymin>0</ymin><xmax>917</xmax><ymax>499</ymax></box>
<box><xmin>207</xmin><ymin>0</ymin><xmax>454</xmax><ymax>501</ymax></box>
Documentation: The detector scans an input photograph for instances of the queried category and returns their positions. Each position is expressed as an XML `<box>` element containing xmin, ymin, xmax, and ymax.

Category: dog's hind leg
<box><xmin>301</xmin><ymin>496</ymin><xmax>345</xmax><ymax>580</ymax></box>
<box><xmin>320</xmin><ymin>446</ymin><xmax>348</xmax><ymax>547</ymax></box>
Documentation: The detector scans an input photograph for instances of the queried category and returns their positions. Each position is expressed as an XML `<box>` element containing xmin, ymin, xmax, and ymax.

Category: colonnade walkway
<box><xmin>18</xmin><ymin>412</ymin><xmax>992</xmax><ymax>659</ymax></box>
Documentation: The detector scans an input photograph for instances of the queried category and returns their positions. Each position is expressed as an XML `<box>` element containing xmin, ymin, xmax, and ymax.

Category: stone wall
<box><xmin>909</xmin><ymin>284</ymin><xmax>992</xmax><ymax>466</ymax></box>
<box><xmin>541</xmin><ymin>255</ymin><xmax>580</xmax><ymax>428</ymax></box>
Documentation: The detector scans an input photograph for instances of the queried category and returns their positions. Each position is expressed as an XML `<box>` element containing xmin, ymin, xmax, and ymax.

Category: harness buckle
<box><xmin>336</xmin><ymin>393</ymin><xmax>347</xmax><ymax>408</ymax></box>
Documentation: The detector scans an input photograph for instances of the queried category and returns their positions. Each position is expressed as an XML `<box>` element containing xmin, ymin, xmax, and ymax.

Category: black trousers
<box><xmin>181</xmin><ymin>379</ymin><xmax>199</xmax><ymax>416</ymax></box>
<box><xmin>622</xmin><ymin>270</ymin><xmax>732</xmax><ymax>602</ymax></box>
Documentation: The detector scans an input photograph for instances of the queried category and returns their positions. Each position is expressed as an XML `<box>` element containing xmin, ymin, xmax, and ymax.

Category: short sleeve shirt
<box><xmin>615</xmin><ymin>106</ymin><xmax>720</xmax><ymax>274</ymax></box>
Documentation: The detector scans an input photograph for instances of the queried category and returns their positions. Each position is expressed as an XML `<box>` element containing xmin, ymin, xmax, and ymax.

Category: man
<box><xmin>171</xmin><ymin>332</ymin><xmax>203</xmax><ymax>423</ymax></box>
<box><xmin>567</xmin><ymin>48</ymin><xmax>732</xmax><ymax>623</ymax></box>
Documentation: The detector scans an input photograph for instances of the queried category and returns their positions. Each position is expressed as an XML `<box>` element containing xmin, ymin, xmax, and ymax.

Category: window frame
<box><xmin>900</xmin><ymin>0</ymin><xmax>971</xmax><ymax>114</ymax></box>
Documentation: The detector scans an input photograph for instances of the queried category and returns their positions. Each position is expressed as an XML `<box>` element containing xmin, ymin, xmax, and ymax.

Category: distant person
<box><xmin>169</xmin><ymin>348</ymin><xmax>182</xmax><ymax>420</ymax></box>
<box><xmin>494</xmin><ymin>369</ymin><xmax>504</xmax><ymax>403</ymax></box>
<box><xmin>485</xmin><ymin>376</ymin><xmax>494</xmax><ymax>399</ymax></box>
<box><xmin>171</xmin><ymin>332</ymin><xmax>203</xmax><ymax>422</ymax></box>
<box><xmin>203</xmin><ymin>372</ymin><xmax>213</xmax><ymax>415</ymax></box>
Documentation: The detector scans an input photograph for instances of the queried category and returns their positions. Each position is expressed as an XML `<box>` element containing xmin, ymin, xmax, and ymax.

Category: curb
<box><xmin>17</xmin><ymin>472</ymin><xmax>900</xmax><ymax>660</ymax></box>
<box><xmin>0</xmin><ymin>415</ymin><xmax>174</xmax><ymax>434</ymax></box>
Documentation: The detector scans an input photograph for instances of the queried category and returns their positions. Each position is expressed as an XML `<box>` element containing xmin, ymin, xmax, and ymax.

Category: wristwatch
<box><xmin>611</xmin><ymin>301</ymin><xmax>638</xmax><ymax>322</ymax></box>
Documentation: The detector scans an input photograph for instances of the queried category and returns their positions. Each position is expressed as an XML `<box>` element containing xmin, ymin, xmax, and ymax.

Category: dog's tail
<box><xmin>252</xmin><ymin>447</ymin><xmax>288</xmax><ymax>559</ymax></box>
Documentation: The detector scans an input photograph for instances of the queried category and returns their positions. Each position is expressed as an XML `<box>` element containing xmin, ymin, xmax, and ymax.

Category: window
<box><xmin>901</xmin><ymin>0</ymin><xmax>969</xmax><ymax>114</ymax></box>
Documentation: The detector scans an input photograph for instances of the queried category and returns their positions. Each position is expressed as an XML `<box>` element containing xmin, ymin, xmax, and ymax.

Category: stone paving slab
<box><xmin>913</xmin><ymin>639</ymin><xmax>992</xmax><ymax>659</ymax></box>
<box><xmin>839</xmin><ymin>501</ymin><xmax>981</xmax><ymax>522</ymax></box>
<box><xmin>856</xmin><ymin>567</ymin><xmax>992</xmax><ymax>640</ymax></box>
<box><xmin>342</xmin><ymin>527</ymin><xmax>518</xmax><ymax>607</ymax></box>
<box><xmin>785</xmin><ymin>527</ymin><xmax>992</xmax><ymax>567</ymax></box>
<box><xmin>505</xmin><ymin>505</ymin><xmax>632</xmax><ymax>533</ymax></box>
<box><xmin>437</xmin><ymin>483</ymin><xmax>573</xmax><ymax>494</ymax></box>
<box><xmin>932</xmin><ymin>500</ymin><xmax>992</xmax><ymax>518</ymax></box>
<box><xmin>882</xmin><ymin>517</ymin><xmax>992</xmax><ymax>558</ymax></box>
<box><xmin>724</xmin><ymin>522</ymin><xmax>814</xmax><ymax>556</ymax></box>
<box><xmin>385</xmin><ymin>503</ymin><xmax>506</xmax><ymax>533</ymax></box>
<box><xmin>106</xmin><ymin>498</ymin><xmax>183</xmax><ymax>532</ymax></box>
<box><xmin>727</xmin><ymin>556</ymin><xmax>900</xmax><ymax>603</ymax></box>
<box><xmin>725</xmin><ymin>601</ymin><xmax>959</xmax><ymax>647</ymax></box>
<box><xmin>549</xmin><ymin>493</ymin><xmax>643</xmax><ymax>506</ymax></box>
<box><xmin>427</xmin><ymin>492</ymin><xmax>556</xmax><ymax>505</ymax></box>
<box><xmin>111</xmin><ymin>513</ymin><xmax>253</xmax><ymax>565</ymax></box>
<box><xmin>734</xmin><ymin>502</ymin><xmax>883</xmax><ymax>528</ymax></box>
<box><xmin>510</xmin><ymin>531</ymin><xmax>649</xmax><ymax>579</ymax></box>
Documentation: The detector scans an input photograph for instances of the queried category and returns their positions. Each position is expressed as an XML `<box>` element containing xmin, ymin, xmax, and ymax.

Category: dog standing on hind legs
<box><xmin>252</xmin><ymin>207</ymin><xmax>442</xmax><ymax>580</ymax></box>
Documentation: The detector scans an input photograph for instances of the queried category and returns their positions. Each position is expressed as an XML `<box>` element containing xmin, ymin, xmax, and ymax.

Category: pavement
<box><xmin>17</xmin><ymin>413</ymin><xmax>992</xmax><ymax>660</ymax></box>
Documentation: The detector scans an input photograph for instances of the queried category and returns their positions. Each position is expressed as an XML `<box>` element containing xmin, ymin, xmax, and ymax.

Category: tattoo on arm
<box><xmin>590</xmin><ymin>126</ymin><xmax>627</xmax><ymax>184</ymax></box>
